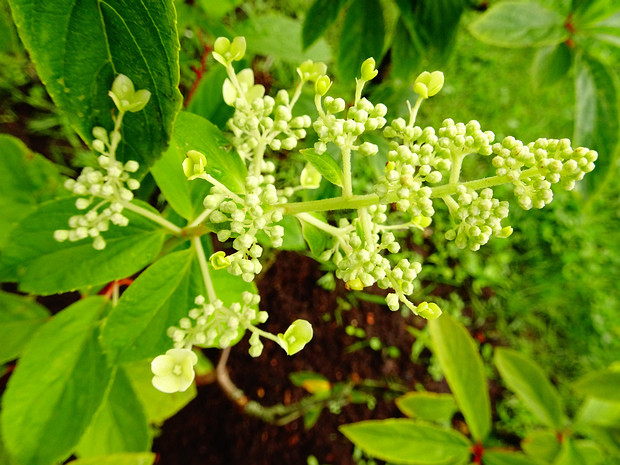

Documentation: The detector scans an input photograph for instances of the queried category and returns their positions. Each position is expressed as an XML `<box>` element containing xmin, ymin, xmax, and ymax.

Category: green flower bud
<box><xmin>278</xmin><ymin>319</ymin><xmax>313</xmax><ymax>355</ymax></box>
<box><xmin>415</xmin><ymin>301</ymin><xmax>442</xmax><ymax>319</ymax></box>
<box><xmin>297</xmin><ymin>60</ymin><xmax>328</xmax><ymax>83</ymax></box>
<box><xmin>315</xmin><ymin>75</ymin><xmax>332</xmax><ymax>96</ymax></box>
<box><xmin>358</xmin><ymin>141</ymin><xmax>379</xmax><ymax>157</ymax></box>
<box><xmin>210</xmin><ymin>251</ymin><xmax>231</xmax><ymax>270</ymax></box>
<box><xmin>300</xmin><ymin>162</ymin><xmax>322</xmax><ymax>188</ymax></box>
<box><xmin>346</xmin><ymin>278</ymin><xmax>364</xmax><ymax>291</ymax></box>
<box><xmin>360</xmin><ymin>57</ymin><xmax>378</xmax><ymax>81</ymax></box>
<box><xmin>108</xmin><ymin>74</ymin><xmax>151</xmax><ymax>113</ymax></box>
<box><xmin>183</xmin><ymin>150</ymin><xmax>207</xmax><ymax>180</ymax></box>
<box><xmin>413</xmin><ymin>71</ymin><xmax>444</xmax><ymax>99</ymax></box>
<box><xmin>212</xmin><ymin>36</ymin><xmax>246</xmax><ymax>65</ymax></box>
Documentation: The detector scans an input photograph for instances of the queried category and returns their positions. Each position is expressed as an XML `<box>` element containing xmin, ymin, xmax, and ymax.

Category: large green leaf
<box><xmin>575</xmin><ymin>397</ymin><xmax>620</xmax><ymax>428</ymax></box>
<box><xmin>340</xmin><ymin>419</ymin><xmax>471</xmax><ymax>464</ymax></box>
<box><xmin>574</xmin><ymin>53</ymin><xmax>619</xmax><ymax>188</ymax></box>
<box><xmin>531</xmin><ymin>42</ymin><xmax>572</xmax><ymax>88</ymax></box>
<box><xmin>469</xmin><ymin>1</ymin><xmax>568</xmax><ymax>47</ymax></box>
<box><xmin>494</xmin><ymin>348</ymin><xmax>565</xmax><ymax>430</ymax></box>
<box><xmin>7</xmin><ymin>0</ymin><xmax>182</xmax><ymax>168</ymax></box>
<box><xmin>395</xmin><ymin>392</ymin><xmax>458</xmax><ymax>426</ymax></box>
<box><xmin>573</xmin><ymin>368</ymin><xmax>620</xmax><ymax>403</ymax></box>
<box><xmin>0</xmin><ymin>291</ymin><xmax>50</xmax><ymax>364</ymax></box>
<box><xmin>0</xmin><ymin>134</ymin><xmax>66</xmax><ymax>249</ymax></box>
<box><xmin>302</xmin><ymin>0</ymin><xmax>349</xmax><ymax>49</ymax></box>
<box><xmin>185</xmin><ymin>66</ymin><xmax>234</xmax><ymax>128</ymax></box>
<box><xmin>1</xmin><ymin>296</ymin><xmax>113</xmax><ymax>465</ymax></box>
<box><xmin>337</xmin><ymin>0</ymin><xmax>384</xmax><ymax>84</ymax></box>
<box><xmin>172</xmin><ymin>111</ymin><xmax>247</xmax><ymax>193</ymax></box>
<box><xmin>522</xmin><ymin>429</ymin><xmax>562</xmax><ymax>463</ymax></box>
<box><xmin>484</xmin><ymin>451</ymin><xmax>542</xmax><ymax>465</ymax></box>
<box><xmin>0</xmin><ymin>197</ymin><xmax>166</xmax><ymax>294</ymax></box>
<box><xmin>76</xmin><ymin>367</ymin><xmax>150</xmax><ymax>457</ymax></box>
<box><xmin>428</xmin><ymin>313</ymin><xmax>491</xmax><ymax>442</ymax></box>
<box><xmin>66</xmin><ymin>453</ymin><xmax>155</xmax><ymax>465</ymax></box>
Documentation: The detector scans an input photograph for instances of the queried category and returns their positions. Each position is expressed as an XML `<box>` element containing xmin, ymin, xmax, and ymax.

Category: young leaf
<box><xmin>494</xmin><ymin>347</ymin><xmax>565</xmax><ymax>430</ymax></box>
<box><xmin>65</xmin><ymin>453</ymin><xmax>156</xmax><ymax>465</ymax></box>
<box><xmin>337</xmin><ymin>0</ymin><xmax>384</xmax><ymax>83</ymax></box>
<box><xmin>0</xmin><ymin>291</ymin><xmax>50</xmax><ymax>364</ymax></box>
<box><xmin>0</xmin><ymin>134</ymin><xmax>66</xmax><ymax>249</ymax></box>
<box><xmin>7</xmin><ymin>0</ymin><xmax>182</xmax><ymax>168</ymax></box>
<box><xmin>339</xmin><ymin>419</ymin><xmax>471</xmax><ymax>464</ymax></box>
<box><xmin>302</xmin><ymin>0</ymin><xmax>349</xmax><ymax>49</ymax></box>
<box><xmin>172</xmin><ymin>111</ymin><xmax>247</xmax><ymax>193</ymax></box>
<box><xmin>428</xmin><ymin>313</ymin><xmax>492</xmax><ymax>442</ymax></box>
<box><xmin>300</xmin><ymin>148</ymin><xmax>344</xmax><ymax>187</ymax></box>
<box><xmin>75</xmin><ymin>367</ymin><xmax>151</xmax><ymax>457</ymax></box>
<box><xmin>0</xmin><ymin>197</ymin><xmax>166</xmax><ymax>294</ymax></box>
<box><xmin>521</xmin><ymin>429</ymin><xmax>562</xmax><ymax>463</ymax></box>
<box><xmin>299</xmin><ymin>213</ymin><xmax>331</xmax><ymax>257</ymax></box>
<box><xmin>483</xmin><ymin>450</ymin><xmax>543</xmax><ymax>465</ymax></box>
<box><xmin>395</xmin><ymin>392</ymin><xmax>458</xmax><ymax>425</ymax></box>
<box><xmin>532</xmin><ymin>42</ymin><xmax>572</xmax><ymax>88</ymax></box>
<box><xmin>573</xmin><ymin>368</ymin><xmax>620</xmax><ymax>403</ymax></box>
<box><xmin>1</xmin><ymin>296</ymin><xmax>113</xmax><ymax>465</ymax></box>
<box><xmin>469</xmin><ymin>1</ymin><xmax>568</xmax><ymax>47</ymax></box>
<box><xmin>574</xmin><ymin>53</ymin><xmax>619</xmax><ymax>188</ymax></box>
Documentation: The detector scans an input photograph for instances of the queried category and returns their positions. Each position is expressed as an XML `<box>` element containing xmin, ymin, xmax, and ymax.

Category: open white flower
<box><xmin>151</xmin><ymin>348</ymin><xmax>198</xmax><ymax>393</ymax></box>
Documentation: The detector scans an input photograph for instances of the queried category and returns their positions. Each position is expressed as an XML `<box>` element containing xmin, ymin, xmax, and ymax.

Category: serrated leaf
<box><xmin>172</xmin><ymin>111</ymin><xmax>247</xmax><ymax>193</ymax></box>
<box><xmin>299</xmin><ymin>213</ymin><xmax>330</xmax><ymax>257</ymax></box>
<box><xmin>66</xmin><ymin>453</ymin><xmax>156</xmax><ymax>465</ymax></box>
<box><xmin>484</xmin><ymin>450</ymin><xmax>542</xmax><ymax>465</ymax></box>
<box><xmin>522</xmin><ymin>429</ymin><xmax>562</xmax><ymax>462</ymax></box>
<box><xmin>574</xmin><ymin>53</ymin><xmax>619</xmax><ymax>189</ymax></box>
<box><xmin>1</xmin><ymin>296</ymin><xmax>113</xmax><ymax>465</ymax></box>
<box><xmin>428</xmin><ymin>313</ymin><xmax>491</xmax><ymax>442</ymax></box>
<box><xmin>395</xmin><ymin>392</ymin><xmax>457</xmax><ymax>425</ymax></box>
<box><xmin>0</xmin><ymin>291</ymin><xmax>50</xmax><ymax>364</ymax></box>
<box><xmin>532</xmin><ymin>42</ymin><xmax>572</xmax><ymax>88</ymax></box>
<box><xmin>337</xmin><ymin>0</ymin><xmax>384</xmax><ymax>83</ymax></box>
<box><xmin>76</xmin><ymin>367</ymin><xmax>151</xmax><ymax>457</ymax></box>
<box><xmin>0</xmin><ymin>134</ymin><xmax>66</xmax><ymax>249</ymax></box>
<box><xmin>0</xmin><ymin>197</ymin><xmax>166</xmax><ymax>294</ymax></box>
<box><xmin>494</xmin><ymin>348</ymin><xmax>565</xmax><ymax>430</ymax></box>
<box><xmin>236</xmin><ymin>14</ymin><xmax>331</xmax><ymax>63</ymax></box>
<box><xmin>339</xmin><ymin>419</ymin><xmax>471</xmax><ymax>464</ymax></box>
<box><xmin>573</xmin><ymin>368</ymin><xmax>620</xmax><ymax>402</ymax></box>
<box><xmin>302</xmin><ymin>0</ymin><xmax>349</xmax><ymax>49</ymax></box>
<box><xmin>124</xmin><ymin>359</ymin><xmax>197</xmax><ymax>424</ymax></box>
<box><xmin>469</xmin><ymin>1</ymin><xmax>568</xmax><ymax>47</ymax></box>
<box><xmin>7</xmin><ymin>0</ymin><xmax>182</xmax><ymax>169</ymax></box>
<box><xmin>300</xmin><ymin>148</ymin><xmax>343</xmax><ymax>187</ymax></box>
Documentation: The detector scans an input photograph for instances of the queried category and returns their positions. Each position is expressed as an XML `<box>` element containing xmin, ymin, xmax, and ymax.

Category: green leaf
<box><xmin>100</xmin><ymin>248</ymin><xmax>198</xmax><ymax>363</ymax></box>
<box><xmin>0</xmin><ymin>134</ymin><xmax>66</xmax><ymax>249</ymax></box>
<box><xmin>197</xmin><ymin>0</ymin><xmax>242</xmax><ymax>19</ymax></box>
<box><xmin>573</xmin><ymin>368</ymin><xmax>620</xmax><ymax>402</ymax></box>
<box><xmin>494</xmin><ymin>348</ymin><xmax>565</xmax><ymax>430</ymax></box>
<box><xmin>186</xmin><ymin>66</ymin><xmax>234</xmax><ymax>128</ymax></box>
<box><xmin>172</xmin><ymin>111</ymin><xmax>247</xmax><ymax>193</ymax></box>
<box><xmin>395</xmin><ymin>392</ymin><xmax>458</xmax><ymax>425</ymax></box>
<box><xmin>76</xmin><ymin>367</ymin><xmax>150</xmax><ymax>457</ymax></box>
<box><xmin>300</xmin><ymin>148</ymin><xmax>343</xmax><ymax>187</ymax></box>
<box><xmin>302</xmin><ymin>0</ymin><xmax>349</xmax><ymax>49</ymax></box>
<box><xmin>469</xmin><ymin>1</ymin><xmax>568</xmax><ymax>47</ymax></box>
<box><xmin>337</xmin><ymin>0</ymin><xmax>384</xmax><ymax>84</ymax></box>
<box><xmin>339</xmin><ymin>419</ymin><xmax>471</xmax><ymax>464</ymax></box>
<box><xmin>390</xmin><ymin>18</ymin><xmax>420</xmax><ymax>82</ymax></box>
<box><xmin>299</xmin><ymin>213</ymin><xmax>330</xmax><ymax>257</ymax></box>
<box><xmin>553</xmin><ymin>438</ymin><xmax>587</xmax><ymax>465</ymax></box>
<box><xmin>428</xmin><ymin>313</ymin><xmax>491</xmax><ymax>442</ymax></box>
<box><xmin>1</xmin><ymin>296</ymin><xmax>113</xmax><ymax>465</ymax></box>
<box><xmin>574</xmin><ymin>0</ymin><xmax>620</xmax><ymax>26</ymax></box>
<box><xmin>0</xmin><ymin>420</ymin><xmax>19</xmax><ymax>465</ymax></box>
<box><xmin>150</xmin><ymin>133</ymin><xmax>210</xmax><ymax>222</ymax></box>
<box><xmin>66</xmin><ymin>453</ymin><xmax>156</xmax><ymax>465</ymax></box>
<box><xmin>0</xmin><ymin>197</ymin><xmax>166</xmax><ymax>294</ymax></box>
<box><xmin>575</xmin><ymin>397</ymin><xmax>620</xmax><ymax>428</ymax></box>
<box><xmin>236</xmin><ymin>14</ymin><xmax>331</xmax><ymax>63</ymax></box>
<box><xmin>574</xmin><ymin>53</ymin><xmax>619</xmax><ymax>188</ymax></box>
<box><xmin>0</xmin><ymin>291</ymin><xmax>50</xmax><ymax>364</ymax></box>
<box><xmin>574</xmin><ymin>440</ymin><xmax>605</xmax><ymax>465</ymax></box>
<box><xmin>521</xmin><ymin>429</ymin><xmax>562</xmax><ymax>462</ymax></box>
<box><xmin>7</xmin><ymin>0</ymin><xmax>182</xmax><ymax>169</ymax></box>
<box><xmin>484</xmin><ymin>450</ymin><xmax>542</xmax><ymax>465</ymax></box>
<box><xmin>532</xmin><ymin>42</ymin><xmax>572</xmax><ymax>88</ymax></box>
<box><xmin>123</xmin><ymin>359</ymin><xmax>197</xmax><ymax>424</ymax></box>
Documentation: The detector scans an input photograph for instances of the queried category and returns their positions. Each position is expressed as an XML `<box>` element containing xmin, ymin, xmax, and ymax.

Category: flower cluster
<box><xmin>492</xmin><ymin>136</ymin><xmax>597</xmax><ymax>209</ymax></box>
<box><xmin>54</xmin><ymin>155</ymin><xmax>140</xmax><ymax>249</ymax></box>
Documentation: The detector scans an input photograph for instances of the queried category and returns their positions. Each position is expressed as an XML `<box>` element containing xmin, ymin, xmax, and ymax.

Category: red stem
<box><xmin>185</xmin><ymin>32</ymin><xmax>212</xmax><ymax>108</ymax></box>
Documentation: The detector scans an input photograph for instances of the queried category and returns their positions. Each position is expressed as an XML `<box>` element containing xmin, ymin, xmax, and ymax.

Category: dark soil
<box><xmin>152</xmin><ymin>251</ymin><xmax>448</xmax><ymax>465</ymax></box>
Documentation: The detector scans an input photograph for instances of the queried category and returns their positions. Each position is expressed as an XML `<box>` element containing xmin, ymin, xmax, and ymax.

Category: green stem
<box><xmin>122</xmin><ymin>201</ymin><xmax>183</xmax><ymax>234</ymax></box>
<box><xmin>296</xmin><ymin>212</ymin><xmax>353</xmax><ymax>253</ymax></box>
<box><xmin>354</xmin><ymin>78</ymin><xmax>364</xmax><ymax>105</ymax></box>
<box><xmin>342</xmin><ymin>147</ymin><xmax>353</xmax><ymax>198</ymax></box>
<box><xmin>192</xmin><ymin>236</ymin><xmax>217</xmax><ymax>302</ymax></box>
<box><xmin>198</xmin><ymin>173</ymin><xmax>245</xmax><ymax>203</ymax></box>
<box><xmin>442</xmin><ymin>195</ymin><xmax>459</xmax><ymax>216</ymax></box>
<box><xmin>408</xmin><ymin>96</ymin><xmax>424</xmax><ymax>127</ymax></box>
<box><xmin>108</xmin><ymin>110</ymin><xmax>126</xmax><ymax>161</ymax></box>
<box><xmin>449</xmin><ymin>153</ymin><xmax>465</xmax><ymax>185</ymax></box>
<box><xmin>289</xmin><ymin>79</ymin><xmax>304</xmax><ymax>109</ymax></box>
<box><xmin>358</xmin><ymin>207</ymin><xmax>374</xmax><ymax>249</ymax></box>
<box><xmin>188</xmin><ymin>207</ymin><xmax>215</xmax><ymax>229</ymax></box>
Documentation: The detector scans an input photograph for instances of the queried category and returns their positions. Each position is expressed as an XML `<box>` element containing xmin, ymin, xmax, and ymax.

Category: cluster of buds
<box><xmin>54</xmin><ymin>155</ymin><xmax>140</xmax><ymax>249</ymax></box>
<box><xmin>492</xmin><ymin>137</ymin><xmax>597</xmax><ymax>209</ymax></box>
<box><xmin>436</xmin><ymin>119</ymin><xmax>495</xmax><ymax>158</ymax></box>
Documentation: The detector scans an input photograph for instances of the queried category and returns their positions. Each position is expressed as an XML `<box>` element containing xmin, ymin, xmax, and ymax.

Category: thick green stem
<box><xmin>122</xmin><ymin>201</ymin><xmax>183</xmax><ymax>234</ymax></box>
<box><xmin>342</xmin><ymin>147</ymin><xmax>353</xmax><ymax>198</ymax></box>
